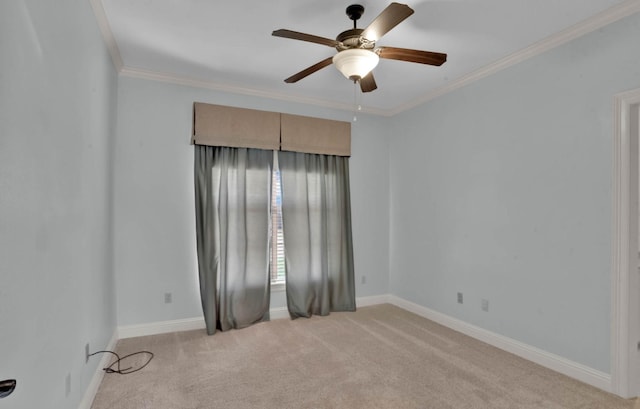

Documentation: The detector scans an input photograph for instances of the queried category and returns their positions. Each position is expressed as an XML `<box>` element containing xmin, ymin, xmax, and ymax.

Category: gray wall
<box><xmin>0</xmin><ymin>1</ymin><xmax>118</xmax><ymax>408</ymax></box>
<box><xmin>2</xmin><ymin>3</ymin><xmax>636</xmax><ymax>407</ymax></box>
<box><xmin>388</xmin><ymin>12</ymin><xmax>640</xmax><ymax>373</ymax></box>
<box><xmin>113</xmin><ymin>77</ymin><xmax>390</xmax><ymax>326</ymax></box>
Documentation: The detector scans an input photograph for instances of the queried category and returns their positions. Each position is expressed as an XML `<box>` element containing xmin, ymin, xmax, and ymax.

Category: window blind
<box><xmin>270</xmin><ymin>168</ymin><xmax>286</xmax><ymax>283</ymax></box>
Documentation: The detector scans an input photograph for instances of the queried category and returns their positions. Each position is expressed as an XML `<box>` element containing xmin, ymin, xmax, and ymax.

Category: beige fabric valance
<box><xmin>192</xmin><ymin>102</ymin><xmax>351</xmax><ymax>157</ymax></box>
<box><xmin>192</xmin><ymin>102</ymin><xmax>280</xmax><ymax>150</ymax></box>
<box><xmin>281</xmin><ymin>113</ymin><xmax>350</xmax><ymax>157</ymax></box>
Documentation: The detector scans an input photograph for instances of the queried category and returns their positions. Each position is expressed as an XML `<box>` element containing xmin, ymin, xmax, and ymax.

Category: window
<box><xmin>270</xmin><ymin>167</ymin><xmax>286</xmax><ymax>284</ymax></box>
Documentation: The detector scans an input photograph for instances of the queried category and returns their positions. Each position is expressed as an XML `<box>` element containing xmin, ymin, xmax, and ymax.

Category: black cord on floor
<box><xmin>88</xmin><ymin>350</ymin><xmax>154</xmax><ymax>375</ymax></box>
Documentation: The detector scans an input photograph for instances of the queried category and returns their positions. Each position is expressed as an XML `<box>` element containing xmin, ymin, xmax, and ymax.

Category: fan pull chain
<box><xmin>353</xmin><ymin>81</ymin><xmax>362</xmax><ymax>122</ymax></box>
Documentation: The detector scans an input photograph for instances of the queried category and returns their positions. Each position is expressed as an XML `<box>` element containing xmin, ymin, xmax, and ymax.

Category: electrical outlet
<box><xmin>164</xmin><ymin>292</ymin><xmax>172</xmax><ymax>304</ymax></box>
<box><xmin>65</xmin><ymin>373</ymin><xmax>71</xmax><ymax>397</ymax></box>
<box><xmin>361</xmin><ymin>275</ymin><xmax>366</xmax><ymax>285</ymax></box>
<box><xmin>85</xmin><ymin>343</ymin><xmax>90</xmax><ymax>363</ymax></box>
<box><xmin>481</xmin><ymin>299</ymin><xmax>489</xmax><ymax>312</ymax></box>
<box><xmin>457</xmin><ymin>292</ymin><xmax>463</xmax><ymax>304</ymax></box>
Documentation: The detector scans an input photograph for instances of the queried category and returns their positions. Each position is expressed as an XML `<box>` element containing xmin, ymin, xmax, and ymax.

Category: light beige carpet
<box><xmin>91</xmin><ymin>304</ymin><xmax>635</xmax><ymax>409</ymax></box>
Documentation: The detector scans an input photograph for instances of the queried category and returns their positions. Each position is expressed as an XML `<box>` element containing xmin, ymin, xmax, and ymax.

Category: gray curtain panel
<box><xmin>278</xmin><ymin>151</ymin><xmax>356</xmax><ymax>318</ymax></box>
<box><xmin>194</xmin><ymin>146</ymin><xmax>273</xmax><ymax>335</ymax></box>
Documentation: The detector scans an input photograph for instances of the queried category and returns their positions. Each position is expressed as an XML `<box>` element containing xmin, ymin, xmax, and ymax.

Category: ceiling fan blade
<box><xmin>284</xmin><ymin>57</ymin><xmax>334</xmax><ymax>83</ymax></box>
<box><xmin>359</xmin><ymin>72</ymin><xmax>377</xmax><ymax>93</ymax></box>
<box><xmin>272</xmin><ymin>29</ymin><xmax>339</xmax><ymax>48</ymax></box>
<box><xmin>378</xmin><ymin>46</ymin><xmax>447</xmax><ymax>66</ymax></box>
<box><xmin>361</xmin><ymin>3</ymin><xmax>414</xmax><ymax>41</ymax></box>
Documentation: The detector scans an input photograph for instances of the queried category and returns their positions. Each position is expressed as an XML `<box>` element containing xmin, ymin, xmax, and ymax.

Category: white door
<box><xmin>634</xmin><ymin>102</ymin><xmax>640</xmax><ymax>398</ymax></box>
<box><xmin>612</xmin><ymin>90</ymin><xmax>640</xmax><ymax>399</ymax></box>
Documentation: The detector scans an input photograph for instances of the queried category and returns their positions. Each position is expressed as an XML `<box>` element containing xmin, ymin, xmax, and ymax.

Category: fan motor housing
<box><xmin>335</xmin><ymin>28</ymin><xmax>374</xmax><ymax>51</ymax></box>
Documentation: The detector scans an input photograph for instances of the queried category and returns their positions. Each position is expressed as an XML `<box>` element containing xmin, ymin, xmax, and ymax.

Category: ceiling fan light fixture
<box><xmin>332</xmin><ymin>49</ymin><xmax>379</xmax><ymax>81</ymax></box>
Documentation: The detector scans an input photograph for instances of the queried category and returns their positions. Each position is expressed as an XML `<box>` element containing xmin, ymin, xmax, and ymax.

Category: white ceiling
<box><xmin>96</xmin><ymin>0</ymin><xmax>634</xmax><ymax>115</ymax></box>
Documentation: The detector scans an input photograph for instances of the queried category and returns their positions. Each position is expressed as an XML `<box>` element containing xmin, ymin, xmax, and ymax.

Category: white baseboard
<box><xmin>77</xmin><ymin>331</ymin><xmax>118</xmax><ymax>409</ymax></box>
<box><xmin>267</xmin><ymin>295</ymin><xmax>394</xmax><ymax>320</ymax></box>
<box><xmin>109</xmin><ymin>294</ymin><xmax>612</xmax><ymax>394</ymax></box>
<box><xmin>387</xmin><ymin>295</ymin><xmax>613</xmax><ymax>393</ymax></box>
<box><xmin>118</xmin><ymin>295</ymin><xmax>392</xmax><ymax>339</ymax></box>
<box><xmin>118</xmin><ymin>317</ymin><xmax>206</xmax><ymax>339</ymax></box>
<box><xmin>357</xmin><ymin>294</ymin><xmax>392</xmax><ymax>307</ymax></box>
<box><xmin>270</xmin><ymin>307</ymin><xmax>290</xmax><ymax>320</ymax></box>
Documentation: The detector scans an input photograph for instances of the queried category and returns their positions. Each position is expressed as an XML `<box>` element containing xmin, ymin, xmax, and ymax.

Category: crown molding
<box><xmin>89</xmin><ymin>0</ymin><xmax>124</xmax><ymax>71</ymax></box>
<box><xmin>90</xmin><ymin>0</ymin><xmax>640</xmax><ymax>117</ymax></box>
<box><xmin>119</xmin><ymin>66</ymin><xmax>388</xmax><ymax>116</ymax></box>
<box><xmin>388</xmin><ymin>0</ymin><xmax>640</xmax><ymax>116</ymax></box>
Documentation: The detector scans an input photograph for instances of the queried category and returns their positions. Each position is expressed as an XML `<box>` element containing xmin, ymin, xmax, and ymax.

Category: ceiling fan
<box><xmin>272</xmin><ymin>2</ymin><xmax>447</xmax><ymax>93</ymax></box>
